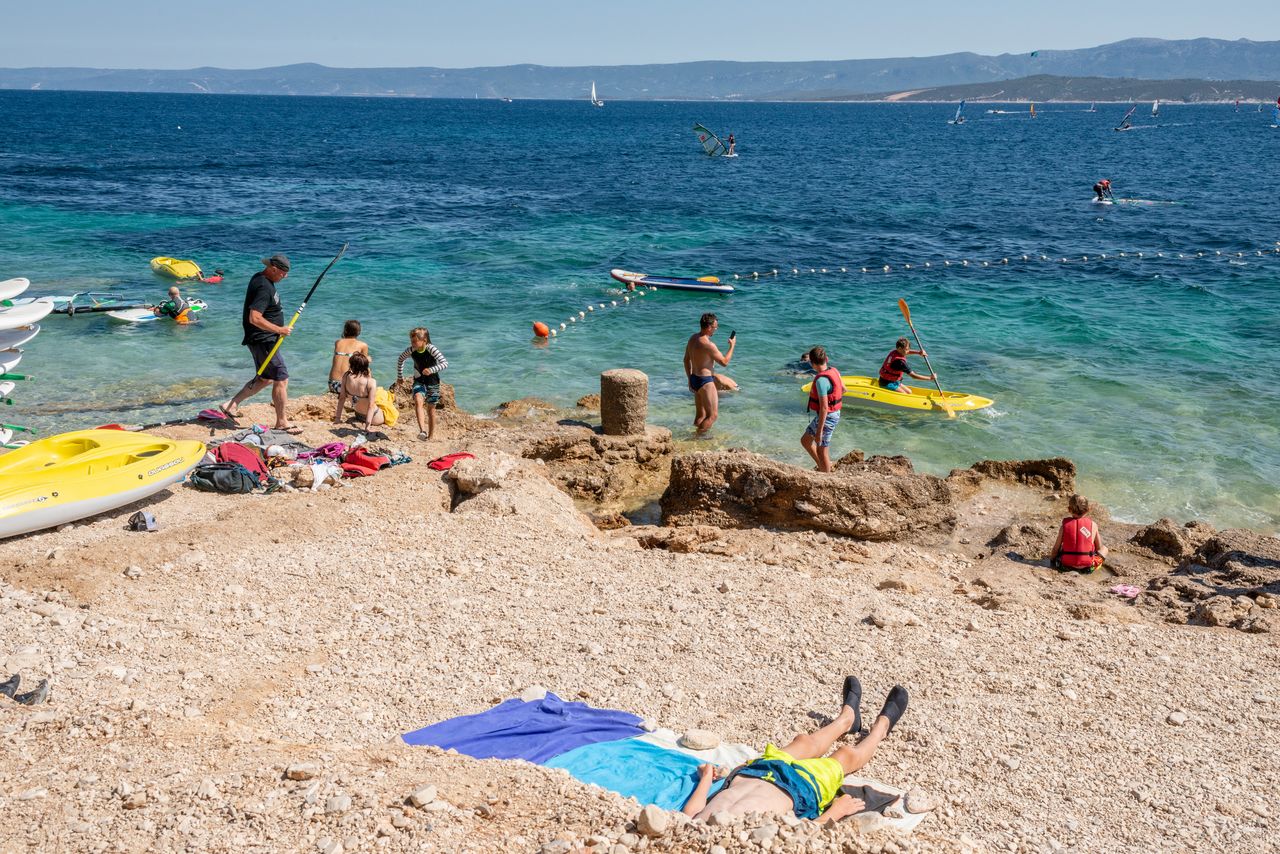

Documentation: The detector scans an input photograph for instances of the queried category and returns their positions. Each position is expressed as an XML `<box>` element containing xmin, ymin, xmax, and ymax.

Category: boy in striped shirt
<box><xmin>396</xmin><ymin>327</ymin><xmax>448</xmax><ymax>440</ymax></box>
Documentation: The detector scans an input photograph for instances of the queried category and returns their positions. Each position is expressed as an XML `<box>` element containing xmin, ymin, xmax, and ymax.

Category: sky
<box><xmin>2</xmin><ymin>0</ymin><xmax>1277</xmax><ymax>69</ymax></box>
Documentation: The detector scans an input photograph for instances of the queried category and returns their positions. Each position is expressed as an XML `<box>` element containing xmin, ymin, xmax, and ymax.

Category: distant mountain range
<box><xmin>830</xmin><ymin>74</ymin><xmax>1280</xmax><ymax>103</ymax></box>
<box><xmin>2</xmin><ymin>38</ymin><xmax>1279</xmax><ymax>101</ymax></box>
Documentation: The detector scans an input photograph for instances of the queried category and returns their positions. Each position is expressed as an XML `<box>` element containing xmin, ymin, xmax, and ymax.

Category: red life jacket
<box><xmin>1058</xmin><ymin>516</ymin><xmax>1099</xmax><ymax>568</ymax></box>
<box><xmin>807</xmin><ymin>367</ymin><xmax>844</xmax><ymax>413</ymax></box>
<box><xmin>879</xmin><ymin>351</ymin><xmax>906</xmax><ymax>383</ymax></box>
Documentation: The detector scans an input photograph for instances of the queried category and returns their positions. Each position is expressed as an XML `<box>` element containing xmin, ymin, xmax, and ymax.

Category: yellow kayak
<box><xmin>150</xmin><ymin>256</ymin><xmax>203</xmax><ymax>279</ymax></box>
<box><xmin>0</xmin><ymin>430</ymin><xmax>206</xmax><ymax>539</ymax></box>
<box><xmin>801</xmin><ymin>375</ymin><xmax>994</xmax><ymax>414</ymax></box>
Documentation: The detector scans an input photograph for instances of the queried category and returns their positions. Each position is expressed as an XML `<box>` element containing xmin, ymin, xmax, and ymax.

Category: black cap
<box><xmin>261</xmin><ymin>253</ymin><xmax>291</xmax><ymax>272</ymax></box>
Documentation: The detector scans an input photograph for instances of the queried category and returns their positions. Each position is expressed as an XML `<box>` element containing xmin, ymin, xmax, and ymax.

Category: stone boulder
<box><xmin>494</xmin><ymin>397</ymin><xmax>558</xmax><ymax>420</ymax></box>
<box><xmin>949</xmin><ymin>458</ymin><xmax>1077</xmax><ymax>494</ymax></box>
<box><xmin>448</xmin><ymin>451</ymin><xmax>596</xmax><ymax>536</ymax></box>
<box><xmin>519</xmin><ymin>424</ymin><xmax>673</xmax><ymax>507</ymax></box>
<box><xmin>1130</xmin><ymin>518</ymin><xmax>1214</xmax><ymax>561</ymax></box>
<box><xmin>987</xmin><ymin>523</ymin><xmax>1051</xmax><ymax>551</ymax></box>
<box><xmin>1143</xmin><ymin>528</ymin><xmax>1280</xmax><ymax>634</ymax></box>
<box><xmin>659</xmin><ymin>450</ymin><xmax>955</xmax><ymax>543</ymax></box>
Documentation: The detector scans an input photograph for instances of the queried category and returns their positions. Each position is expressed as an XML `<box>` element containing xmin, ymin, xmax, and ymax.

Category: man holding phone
<box><xmin>683</xmin><ymin>312</ymin><xmax>736</xmax><ymax>434</ymax></box>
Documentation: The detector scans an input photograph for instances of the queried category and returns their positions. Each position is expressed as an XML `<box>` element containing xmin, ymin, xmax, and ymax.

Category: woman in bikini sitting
<box><xmin>333</xmin><ymin>353</ymin><xmax>385</xmax><ymax>432</ymax></box>
<box><xmin>329</xmin><ymin>319</ymin><xmax>369</xmax><ymax>395</ymax></box>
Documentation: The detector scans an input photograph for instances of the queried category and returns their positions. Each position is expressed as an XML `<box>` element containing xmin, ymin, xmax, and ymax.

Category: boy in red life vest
<box><xmin>1050</xmin><ymin>494</ymin><xmax>1109</xmax><ymax>571</ymax></box>
<box><xmin>878</xmin><ymin>337</ymin><xmax>935</xmax><ymax>395</ymax></box>
<box><xmin>801</xmin><ymin>346</ymin><xmax>843</xmax><ymax>472</ymax></box>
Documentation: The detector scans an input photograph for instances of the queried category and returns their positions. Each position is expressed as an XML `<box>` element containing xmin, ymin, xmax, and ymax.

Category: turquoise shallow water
<box><xmin>1</xmin><ymin>92</ymin><xmax>1278</xmax><ymax>531</ymax></box>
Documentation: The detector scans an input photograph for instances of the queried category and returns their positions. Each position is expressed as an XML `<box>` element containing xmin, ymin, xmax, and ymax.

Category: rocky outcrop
<box><xmin>659</xmin><ymin>450</ymin><xmax>955</xmax><ymax>543</ymax></box>
<box><xmin>1130</xmin><ymin>518</ymin><xmax>1215</xmax><ymax>561</ymax></box>
<box><xmin>1145</xmin><ymin>528</ymin><xmax>1280</xmax><ymax>633</ymax></box>
<box><xmin>493</xmin><ymin>397</ymin><xmax>559</xmax><ymax>420</ymax></box>
<box><xmin>448</xmin><ymin>451</ymin><xmax>597</xmax><ymax>536</ymax></box>
<box><xmin>518</xmin><ymin>424</ymin><xmax>673</xmax><ymax>507</ymax></box>
<box><xmin>949</xmin><ymin>458</ymin><xmax>1077</xmax><ymax>494</ymax></box>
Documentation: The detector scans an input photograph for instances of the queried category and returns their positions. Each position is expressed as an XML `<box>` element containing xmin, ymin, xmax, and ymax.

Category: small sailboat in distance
<box><xmin>590</xmin><ymin>81</ymin><xmax>604</xmax><ymax>108</ymax></box>
<box><xmin>948</xmin><ymin>100</ymin><xmax>967</xmax><ymax>125</ymax></box>
<box><xmin>1151</xmin><ymin>99</ymin><xmax>1159</xmax><ymax>118</ymax></box>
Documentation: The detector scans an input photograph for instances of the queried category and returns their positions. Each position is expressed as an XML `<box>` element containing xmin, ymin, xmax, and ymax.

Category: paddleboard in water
<box><xmin>0</xmin><ymin>299</ymin><xmax>54</xmax><ymax>331</ymax></box>
<box><xmin>106</xmin><ymin>299</ymin><xmax>208</xmax><ymax>324</ymax></box>
<box><xmin>1091</xmin><ymin>198</ymin><xmax>1113</xmax><ymax>205</ymax></box>
<box><xmin>723</xmin><ymin>152</ymin><xmax>739</xmax><ymax>158</ymax></box>
<box><xmin>0</xmin><ymin>278</ymin><xmax>30</xmax><ymax>302</ymax></box>
<box><xmin>0</xmin><ymin>325</ymin><xmax>39</xmax><ymax>350</ymax></box>
<box><xmin>609</xmin><ymin>269</ymin><xmax>735</xmax><ymax>294</ymax></box>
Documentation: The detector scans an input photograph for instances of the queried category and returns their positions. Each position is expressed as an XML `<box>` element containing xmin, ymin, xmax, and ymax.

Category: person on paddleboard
<box><xmin>684</xmin><ymin>312</ymin><xmax>735</xmax><ymax>435</ymax></box>
<box><xmin>220</xmin><ymin>253</ymin><xmax>300</xmax><ymax>433</ymax></box>
<box><xmin>152</xmin><ymin>286</ymin><xmax>190</xmax><ymax>321</ymax></box>
<box><xmin>1093</xmin><ymin>179</ymin><xmax>1113</xmax><ymax>201</ymax></box>
<box><xmin>877</xmin><ymin>337</ymin><xmax>934</xmax><ymax>395</ymax></box>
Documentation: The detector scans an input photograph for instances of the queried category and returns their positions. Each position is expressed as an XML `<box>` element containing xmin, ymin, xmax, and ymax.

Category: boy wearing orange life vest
<box><xmin>877</xmin><ymin>337</ymin><xmax>935</xmax><ymax>395</ymax></box>
<box><xmin>1050</xmin><ymin>494</ymin><xmax>1109</xmax><ymax>572</ymax></box>
<box><xmin>801</xmin><ymin>346</ymin><xmax>843</xmax><ymax>473</ymax></box>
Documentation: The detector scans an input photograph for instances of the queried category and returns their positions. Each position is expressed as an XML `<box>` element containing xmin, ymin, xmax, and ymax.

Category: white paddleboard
<box><xmin>0</xmin><ymin>350</ymin><xmax>21</xmax><ymax>374</ymax></box>
<box><xmin>0</xmin><ymin>325</ymin><xmax>39</xmax><ymax>350</ymax></box>
<box><xmin>723</xmin><ymin>152</ymin><xmax>739</xmax><ymax>158</ymax></box>
<box><xmin>0</xmin><ymin>299</ymin><xmax>54</xmax><ymax>331</ymax></box>
<box><xmin>0</xmin><ymin>381</ymin><xmax>14</xmax><ymax>399</ymax></box>
<box><xmin>106</xmin><ymin>298</ymin><xmax>207</xmax><ymax>324</ymax></box>
<box><xmin>1091</xmin><ymin>198</ymin><xmax>1113</xmax><ymax>205</ymax></box>
<box><xmin>0</xmin><ymin>278</ymin><xmax>30</xmax><ymax>302</ymax></box>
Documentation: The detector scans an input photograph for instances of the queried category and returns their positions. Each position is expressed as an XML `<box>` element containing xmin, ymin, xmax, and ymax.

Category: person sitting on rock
<box><xmin>681</xmin><ymin>678</ymin><xmax>907</xmax><ymax>824</ymax></box>
<box><xmin>1049</xmin><ymin>493</ymin><xmax>1109</xmax><ymax>572</ymax></box>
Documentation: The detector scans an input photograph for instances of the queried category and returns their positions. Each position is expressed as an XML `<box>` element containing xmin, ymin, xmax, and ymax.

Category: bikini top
<box><xmin>342</xmin><ymin>374</ymin><xmax>373</xmax><ymax>403</ymax></box>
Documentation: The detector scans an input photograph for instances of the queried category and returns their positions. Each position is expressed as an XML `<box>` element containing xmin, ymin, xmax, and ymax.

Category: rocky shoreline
<box><xmin>1</xmin><ymin>385</ymin><xmax>1277</xmax><ymax>852</ymax></box>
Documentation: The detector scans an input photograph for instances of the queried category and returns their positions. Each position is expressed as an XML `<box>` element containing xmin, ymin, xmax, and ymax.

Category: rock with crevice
<box><xmin>518</xmin><ymin>423</ymin><xmax>673</xmax><ymax>507</ymax></box>
<box><xmin>949</xmin><ymin>458</ymin><xmax>1077</xmax><ymax>494</ymax></box>
<box><xmin>1130</xmin><ymin>518</ymin><xmax>1214</xmax><ymax>560</ymax></box>
<box><xmin>660</xmin><ymin>450</ymin><xmax>955</xmax><ymax>543</ymax></box>
<box><xmin>1144</xmin><ymin>528</ymin><xmax>1280</xmax><ymax>633</ymax></box>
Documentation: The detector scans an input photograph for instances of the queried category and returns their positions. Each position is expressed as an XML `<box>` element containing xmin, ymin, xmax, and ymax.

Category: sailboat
<box><xmin>589</xmin><ymin>81</ymin><xmax>604</xmax><ymax>108</ymax></box>
<box><xmin>1151</xmin><ymin>99</ymin><xmax>1159</xmax><ymax>118</ymax></box>
<box><xmin>1114</xmin><ymin>105</ymin><xmax>1137</xmax><ymax>131</ymax></box>
<box><xmin>948</xmin><ymin>100</ymin><xmax>967</xmax><ymax>125</ymax></box>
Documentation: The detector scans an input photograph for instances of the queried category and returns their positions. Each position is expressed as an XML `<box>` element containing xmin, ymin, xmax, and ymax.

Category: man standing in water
<box><xmin>220</xmin><ymin>254</ymin><xmax>300</xmax><ymax>433</ymax></box>
<box><xmin>683</xmin><ymin>312</ymin><xmax>735</xmax><ymax>434</ymax></box>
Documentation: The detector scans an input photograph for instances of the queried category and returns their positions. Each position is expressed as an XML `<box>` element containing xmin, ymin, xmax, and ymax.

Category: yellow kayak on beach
<box><xmin>801</xmin><ymin>375</ymin><xmax>994</xmax><ymax>414</ymax></box>
<box><xmin>150</xmin><ymin>256</ymin><xmax>203</xmax><ymax>280</ymax></box>
<box><xmin>0</xmin><ymin>429</ymin><xmax>205</xmax><ymax>539</ymax></box>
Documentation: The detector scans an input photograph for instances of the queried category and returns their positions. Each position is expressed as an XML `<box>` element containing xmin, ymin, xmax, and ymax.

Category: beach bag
<box><xmin>187</xmin><ymin>462</ymin><xmax>259</xmax><ymax>494</ymax></box>
<box><xmin>374</xmin><ymin>387</ymin><xmax>399</xmax><ymax>427</ymax></box>
<box><xmin>213</xmin><ymin>441</ymin><xmax>270</xmax><ymax>485</ymax></box>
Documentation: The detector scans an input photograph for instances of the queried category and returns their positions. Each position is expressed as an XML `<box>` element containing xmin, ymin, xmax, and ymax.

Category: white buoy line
<box><xmin>729</xmin><ymin>242</ymin><xmax>1280</xmax><ymax>281</ymax></box>
<box><xmin>545</xmin><ymin>286</ymin><xmax>657</xmax><ymax>339</ymax></box>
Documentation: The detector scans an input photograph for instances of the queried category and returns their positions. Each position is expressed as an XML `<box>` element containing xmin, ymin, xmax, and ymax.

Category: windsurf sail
<box><xmin>1272</xmin><ymin>101</ymin><xmax>1280</xmax><ymax>126</ymax></box>
<box><xmin>953</xmin><ymin>100</ymin><xmax>966</xmax><ymax>122</ymax></box>
<box><xmin>692</xmin><ymin>123</ymin><xmax>727</xmax><ymax>157</ymax></box>
<box><xmin>1151</xmin><ymin>99</ymin><xmax>1159</xmax><ymax>117</ymax></box>
<box><xmin>1087</xmin><ymin>102</ymin><xmax>1096</xmax><ymax>112</ymax></box>
<box><xmin>1030</xmin><ymin>102</ymin><xmax>1036</xmax><ymax>118</ymax></box>
<box><xmin>1116</xmin><ymin>105</ymin><xmax>1136</xmax><ymax>129</ymax></box>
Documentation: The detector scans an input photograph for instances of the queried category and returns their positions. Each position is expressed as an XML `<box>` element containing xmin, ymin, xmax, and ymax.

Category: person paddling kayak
<box><xmin>877</xmin><ymin>337</ymin><xmax>935</xmax><ymax>395</ymax></box>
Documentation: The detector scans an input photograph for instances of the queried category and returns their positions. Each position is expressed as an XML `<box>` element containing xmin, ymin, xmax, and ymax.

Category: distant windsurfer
<box><xmin>727</xmin><ymin>133</ymin><xmax>736</xmax><ymax>155</ymax></box>
<box><xmin>1093</xmin><ymin>179</ymin><xmax>1113</xmax><ymax>202</ymax></box>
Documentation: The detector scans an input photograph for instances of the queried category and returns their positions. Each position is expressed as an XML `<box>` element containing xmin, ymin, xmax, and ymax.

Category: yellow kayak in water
<box><xmin>801</xmin><ymin>375</ymin><xmax>994</xmax><ymax>414</ymax></box>
<box><xmin>0</xmin><ymin>430</ymin><xmax>205</xmax><ymax>539</ymax></box>
<box><xmin>150</xmin><ymin>256</ymin><xmax>203</xmax><ymax>279</ymax></box>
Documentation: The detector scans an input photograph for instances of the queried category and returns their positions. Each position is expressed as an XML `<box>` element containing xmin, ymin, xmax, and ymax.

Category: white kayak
<box><xmin>106</xmin><ymin>298</ymin><xmax>207</xmax><ymax>324</ymax></box>
<box><xmin>0</xmin><ymin>325</ymin><xmax>39</xmax><ymax>350</ymax></box>
<box><xmin>0</xmin><ymin>299</ymin><xmax>54</xmax><ymax>331</ymax></box>
<box><xmin>0</xmin><ymin>278</ymin><xmax>30</xmax><ymax>301</ymax></box>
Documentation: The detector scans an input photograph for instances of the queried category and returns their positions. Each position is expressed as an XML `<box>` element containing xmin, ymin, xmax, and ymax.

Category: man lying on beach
<box><xmin>681</xmin><ymin>678</ymin><xmax>907</xmax><ymax>824</ymax></box>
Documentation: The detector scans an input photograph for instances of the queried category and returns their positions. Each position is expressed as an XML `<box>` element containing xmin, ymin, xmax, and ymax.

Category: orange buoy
<box><xmin>532</xmin><ymin>321</ymin><xmax>550</xmax><ymax>338</ymax></box>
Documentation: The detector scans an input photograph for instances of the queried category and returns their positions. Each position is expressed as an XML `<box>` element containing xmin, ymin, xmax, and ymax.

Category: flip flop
<box><xmin>276</xmin><ymin>425</ymin><xmax>304</xmax><ymax>436</ymax></box>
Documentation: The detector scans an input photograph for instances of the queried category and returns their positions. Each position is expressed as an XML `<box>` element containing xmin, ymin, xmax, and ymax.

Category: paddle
<box><xmin>897</xmin><ymin>298</ymin><xmax>955</xmax><ymax>418</ymax></box>
<box><xmin>256</xmin><ymin>243</ymin><xmax>348</xmax><ymax>377</ymax></box>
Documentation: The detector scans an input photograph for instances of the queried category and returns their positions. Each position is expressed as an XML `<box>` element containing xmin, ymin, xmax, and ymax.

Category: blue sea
<box><xmin>1</xmin><ymin>91</ymin><xmax>1278</xmax><ymax>532</ymax></box>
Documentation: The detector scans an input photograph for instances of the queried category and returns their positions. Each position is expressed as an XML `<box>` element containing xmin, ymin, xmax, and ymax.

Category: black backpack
<box><xmin>187</xmin><ymin>462</ymin><xmax>260</xmax><ymax>494</ymax></box>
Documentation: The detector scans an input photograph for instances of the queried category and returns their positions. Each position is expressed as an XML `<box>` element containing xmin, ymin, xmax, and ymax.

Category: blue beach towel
<box><xmin>401</xmin><ymin>693</ymin><xmax>644</xmax><ymax>763</ymax></box>
<box><xmin>547</xmin><ymin>738</ymin><xmax>726</xmax><ymax>811</ymax></box>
